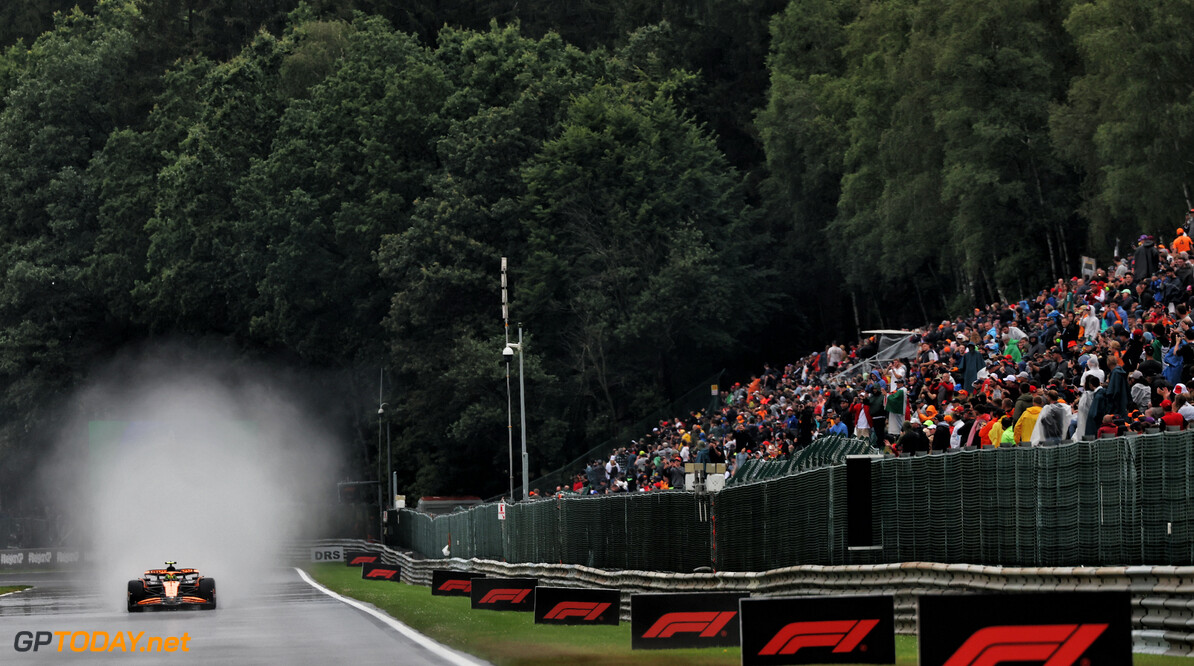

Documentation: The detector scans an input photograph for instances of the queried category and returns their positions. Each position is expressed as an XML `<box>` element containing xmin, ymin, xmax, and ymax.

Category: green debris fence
<box><xmin>395</xmin><ymin>431</ymin><xmax>1194</xmax><ymax>571</ymax></box>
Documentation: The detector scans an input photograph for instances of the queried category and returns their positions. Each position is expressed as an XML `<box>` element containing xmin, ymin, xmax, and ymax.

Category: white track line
<box><xmin>294</xmin><ymin>567</ymin><xmax>484</xmax><ymax>666</ymax></box>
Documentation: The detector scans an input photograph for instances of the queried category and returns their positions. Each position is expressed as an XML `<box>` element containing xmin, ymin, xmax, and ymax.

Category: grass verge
<box><xmin>0</xmin><ymin>585</ymin><xmax>30</xmax><ymax>596</ymax></box>
<box><xmin>305</xmin><ymin>564</ymin><xmax>1185</xmax><ymax>665</ymax></box>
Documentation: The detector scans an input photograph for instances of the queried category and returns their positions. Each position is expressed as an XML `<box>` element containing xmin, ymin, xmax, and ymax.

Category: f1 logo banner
<box><xmin>361</xmin><ymin>563</ymin><xmax>401</xmax><ymax>581</ymax></box>
<box><xmin>431</xmin><ymin>570</ymin><xmax>486</xmax><ymax>597</ymax></box>
<box><xmin>740</xmin><ymin>595</ymin><xmax>895</xmax><ymax>665</ymax></box>
<box><xmin>470</xmin><ymin>577</ymin><xmax>537</xmax><ymax>612</ymax></box>
<box><xmin>345</xmin><ymin>551</ymin><xmax>379</xmax><ymax>567</ymax></box>
<box><xmin>631</xmin><ymin>592</ymin><xmax>748</xmax><ymax>650</ymax></box>
<box><xmin>534</xmin><ymin>586</ymin><xmax>620</xmax><ymax>626</ymax></box>
<box><xmin>918</xmin><ymin>591</ymin><xmax>1131</xmax><ymax>666</ymax></box>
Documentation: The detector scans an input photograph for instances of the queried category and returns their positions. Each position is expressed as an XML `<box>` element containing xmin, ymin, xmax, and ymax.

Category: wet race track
<box><xmin>0</xmin><ymin>568</ymin><xmax>486</xmax><ymax>665</ymax></box>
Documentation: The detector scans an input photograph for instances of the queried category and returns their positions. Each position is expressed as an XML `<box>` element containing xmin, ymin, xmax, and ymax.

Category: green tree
<box><xmin>756</xmin><ymin>0</ymin><xmax>857</xmax><ymax>333</ymax></box>
<box><xmin>0</xmin><ymin>0</ymin><xmax>97</xmax><ymax>48</ymax></box>
<box><xmin>136</xmin><ymin>32</ymin><xmax>286</xmax><ymax>336</ymax></box>
<box><xmin>828</xmin><ymin>0</ymin><xmax>941</xmax><ymax>320</ymax></box>
<box><xmin>0</xmin><ymin>2</ymin><xmax>140</xmax><ymax>442</ymax></box>
<box><xmin>247</xmin><ymin>16</ymin><xmax>448</xmax><ymax>364</ymax></box>
<box><xmin>930</xmin><ymin>0</ymin><xmax>1077</xmax><ymax>296</ymax></box>
<box><xmin>376</xmin><ymin>24</ymin><xmax>593</xmax><ymax>496</ymax></box>
<box><xmin>521</xmin><ymin>83</ymin><xmax>765</xmax><ymax>431</ymax></box>
<box><xmin>822</xmin><ymin>0</ymin><xmax>1076</xmax><ymax>321</ymax></box>
<box><xmin>1052</xmin><ymin>0</ymin><xmax>1194</xmax><ymax>247</ymax></box>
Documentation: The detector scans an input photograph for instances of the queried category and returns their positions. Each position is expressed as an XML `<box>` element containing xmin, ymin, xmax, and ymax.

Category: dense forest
<box><xmin>0</xmin><ymin>0</ymin><xmax>1189</xmax><ymax>501</ymax></box>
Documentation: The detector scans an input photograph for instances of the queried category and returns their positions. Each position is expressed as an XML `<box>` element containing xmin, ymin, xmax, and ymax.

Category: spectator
<box><xmin>999</xmin><ymin>415</ymin><xmax>1016</xmax><ymax>445</ymax></box>
<box><xmin>826</xmin><ymin>342</ymin><xmax>845</xmax><ymax>369</ymax></box>
<box><xmin>1104</xmin><ymin>356</ymin><xmax>1130</xmax><ymax>418</ymax></box>
<box><xmin>1096</xmin><ymin>414</ymin><xmax>1119</xmax><ymax>438</ymax></box>
<box><xmin>960</xmin><ymin>342</ymin><xmax>984</xmax><ymax>390</ymax></box>
<box><xmin>1076</xmin><ymin>375</ymin><xmax>1108</xmax><ymax>439</ymax></box>
<box><xmin>849</xmin><ymin>394</ymin><xmax>873</xmax><ymax>440</ymax></box>
<box><xmin>1012</xmin><ymin>382</ymin><xmax>1035</xmax><ymax>422</ymax></box>
<box><xmin>1030</xmin><ymin>391</ymin><xmax>1071</xmax><ymax>444</ymax></box>
<box><xmin>929</xmin><ymin>419</ymin><xmax>951</xmax><ymax>452</ymax></box>
<box><xmin>1134</xmin><ymin>234</ymin><xmax>1160</xmax><ymax>280</ymax></box>
<box><xmin>886</xmin><ymin>378</ymin><xmax>908</xmax><ymax>438</ymax></box>
<box><xmin>1014</xmin><ymin>395</ymin><xmax>1043</xmax><ymax>444</ymax></box>
<box><xmin>896</xmin><ymin>421</ymin><xmax>930</xmax><ymax>456</ymax></box>
<box><xmin>1180</xmin><ymin>394</ymin><xmax>1194</xmax><ymax>424</ymax></box>
<box><xmin>1130</xmin><ymin>370</ymin><xmax>1151</xmax><ymax>411</ymax></box>
<box><xmin>1161</xmin><ymin>398</ymin><xmax>1185</xmax><ymax>429</ymax></box>
<box><xmin>1079</xmin><ymin>306</ymin><xmax>1102</xmax><ymax>343</ymax></box>
<box><xmin>666</xmin><ymin>459</ymin><xmax>684</xmax><ymax>489</ymax></box>
<box><xmin>1079</xmin><ymin>356</ymin><xmax>1105</xmax><ymax>388</ymax></box>
<box><xmin>565</xmin><ymin>215</ymin><xmax>1194</xmax><ymax>492</ymax></box>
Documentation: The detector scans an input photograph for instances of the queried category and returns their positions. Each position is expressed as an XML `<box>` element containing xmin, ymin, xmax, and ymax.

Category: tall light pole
<box><xmin>377</xmin><ymin>368</ymin><xmax>384</xmax><ymax>541</ymax></box>
<box><xmin>502</xmin><ymin>258</ymin><xmax>513</xmax><ymax>502</ymax></box>
<box><xmin>387</xmin><ymin>418</ymin><xmax>392</xmax><ymax>510</ymax></box>
<box><xmin>501</xmin><ymin>261</ymin><xmax>530</xmax><ymax>500</ymax></box>
<box><xmin>518</xmin><ymin>326</ymin><xmax>527</xmax><ymax>499</ymax></box>
<box><xmin>506</xmin><ymin>327</ymin><xmax>528</xmax><ymax>499</ymax></box>
<box><xmin>379</xmin><ymin>402</ymin><xmax>390</xmax><ymax>505</ymax></box>
<box><xmin>377</xmin><ymin>368</ymin><xmax>393</xmax><ymax>542</ymax></box>
<box><xmin>503</xmin><ymin>345</ymin><xmax>515</xmax><ymax>502</ymax></box>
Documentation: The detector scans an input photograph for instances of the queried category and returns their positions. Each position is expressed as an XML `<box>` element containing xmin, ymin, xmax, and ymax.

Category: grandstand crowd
<box><xmin>549</xmin><ymin>219</ymin><xmax>1194</xmax><ymax>497</ymax></box>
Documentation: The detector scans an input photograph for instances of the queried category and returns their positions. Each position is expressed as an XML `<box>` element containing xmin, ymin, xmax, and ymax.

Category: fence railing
<box><xmin>294</xmin><ymin>538</ymin><xmax>1194</xmax><ymax>654</ymax></box>
<box><xmin>727</xmin><ymin>434</ymin><xmax>879</xmax><ymax>485</ymax></box>
<box><xmin>396</xmin><ymin>430</ymin><xmax>1194</xmax><ymax>572</ymax></box>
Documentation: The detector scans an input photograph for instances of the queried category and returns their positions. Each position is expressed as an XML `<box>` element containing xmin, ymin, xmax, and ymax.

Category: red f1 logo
<box><xmin>365</xmin><ymin>568</ymin><xmax>398</xmax><ymax>579</ymax></box>
<box><xmin>478</xmin><ymin>589</ymin><xmax>531</xmax><ymax>604</ymax></box>
<box><xmin>439</xmin><ymin>580</ymin><xmax>472</xmax><ymax>592</ymax></box>
<box><xmin>944</xmin><ymin>624</ymin><xmax>1108</xmax><ymax>666</ymax></box>
<box><xmin>643</xmin><ymin>611</ymin><xmax>737</xmax><ymax>638</ymax></box>
<box><xmin>759</xmin><ymin>619</ymin><xmax>879</xmax><ymax>656</ymax></box>
<box><xmin>349</xmin><ymin>555</ymin><xmax>377</xmax><ymax>565</ymax></box>
<box><xmin>544</xmin><ymin>602</ymin><xmax>611</xmax><ymax>621</ymax></box>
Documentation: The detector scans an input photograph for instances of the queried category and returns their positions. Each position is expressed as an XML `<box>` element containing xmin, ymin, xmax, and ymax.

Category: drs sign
<box><xmin>309</xmin><ymin>547</ymin><xmax>344</xmax><ymax>563</ymax></box>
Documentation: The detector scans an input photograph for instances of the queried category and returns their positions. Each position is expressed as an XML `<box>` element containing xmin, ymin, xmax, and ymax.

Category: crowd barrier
<box><xmin>396</xmin><ymin>430</ymin><xmax>1194</xmax><ymax>571</ymax></box>
<box><xmin>726</xmin><ymin>434</ymin><xmax>878</xmax><ymax>485</ymax></box>
<box><xmin>293</xmin><ymin>539</ymin><xmax>1194</xmax><ymax>655</ymax></box>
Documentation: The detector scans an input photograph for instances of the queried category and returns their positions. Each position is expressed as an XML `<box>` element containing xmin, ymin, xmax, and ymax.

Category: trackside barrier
<box><xmin>728</xmin><ymin>435</ymin><xmax>880</xmax><ymax>485</ymax></box>
<box><xmin>0</xmin><ymin>549</ymin><xmax>85</xmax><ymax>568</ymax></box>
<box><xmin>294</xmin><ymin>539</ymin><xmax>1194</xmax><ymax>655</ymax></box>
<box><xmin>396</xmin><ymin>431</ymin><xmax>1194</xmax><ymax>571</ymax></box>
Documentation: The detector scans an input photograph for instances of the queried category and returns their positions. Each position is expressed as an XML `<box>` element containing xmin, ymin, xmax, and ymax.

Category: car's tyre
<box><xmin>127</xmin><ymin>580</ymin><xmax>145</xmax><ymax>613</ymax></box>
<box><xmin>198</xmin><ymin>577</ymin><xmax>216</xmax><ymax>609</ymax></box>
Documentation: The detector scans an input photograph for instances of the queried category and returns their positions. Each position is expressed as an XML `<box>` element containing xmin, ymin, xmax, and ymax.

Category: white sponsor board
<box><xmin>0</xmin><ymin>549</ymin><xmax>86</xmax><ymax>568</ymax></box>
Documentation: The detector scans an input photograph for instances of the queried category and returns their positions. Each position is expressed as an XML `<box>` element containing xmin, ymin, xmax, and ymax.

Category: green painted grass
<box><xmin>0</xmin><ymin>585</ymin><xmax>29</xmax><ymax>595</ymax></box>
<box><xmin>305</xmin><ymin>563</ymin><xmax>1187</xmax><ymax>665</ymax></box>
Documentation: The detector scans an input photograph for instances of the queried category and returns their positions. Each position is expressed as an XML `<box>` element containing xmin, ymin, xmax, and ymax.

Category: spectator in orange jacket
<box><xmin>1174</xmin><ymin>228</ymin><xmax>1194</xmax><ymax>256</ymax></box>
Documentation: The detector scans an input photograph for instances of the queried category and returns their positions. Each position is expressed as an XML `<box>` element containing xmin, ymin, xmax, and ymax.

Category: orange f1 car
<box><xmin>127</xmin><ymin>561</ymin><xmax>216</xmax><ymax>612</ymax></box>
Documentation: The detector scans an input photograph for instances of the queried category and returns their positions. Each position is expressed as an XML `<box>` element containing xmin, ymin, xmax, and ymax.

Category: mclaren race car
<box><xmin>127</xmin><ymin>561</ymin><xmax>216</xmax><ymax>612</ymax></box>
